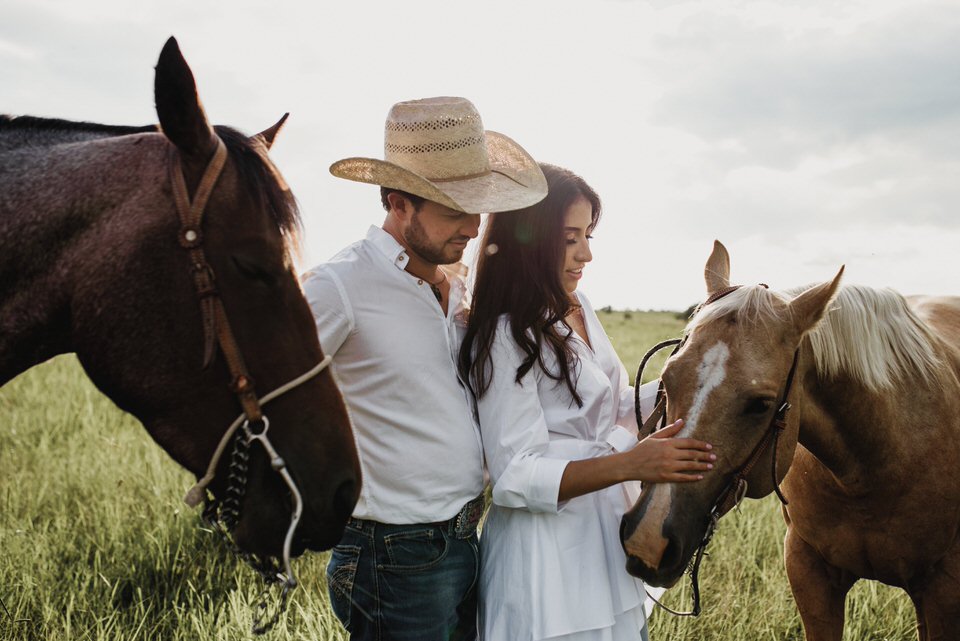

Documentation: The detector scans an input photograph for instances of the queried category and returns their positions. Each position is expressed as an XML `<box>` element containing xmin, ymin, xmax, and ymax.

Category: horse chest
<box><xmin>785</xmin><ymin>453</ymin><xmax>956</xmax><ymax>585</ymax></box>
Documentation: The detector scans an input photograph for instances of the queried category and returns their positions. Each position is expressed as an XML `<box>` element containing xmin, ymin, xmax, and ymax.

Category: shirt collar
<box><xmin>365</xmin><ymin>225</ymin><xmax>410</xmax><ymax>272</ymax></box>
<box><xmin>365</xmin><ymin>225</ymin><xmax>470</xmax><ymax>309</ymax></box>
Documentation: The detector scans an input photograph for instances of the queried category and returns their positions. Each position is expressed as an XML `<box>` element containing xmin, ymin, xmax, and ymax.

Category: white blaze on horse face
<box><xmin>678</xmin><ymin>342</ymin><xmax>730</xmax><ymax>438</ymax></box>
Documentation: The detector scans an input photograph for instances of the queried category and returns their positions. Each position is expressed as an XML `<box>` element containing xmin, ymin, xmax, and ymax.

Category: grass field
<box><xmin>1</xmin><ymin>311</ymin><xmax>917</xmax><ymax>640</ymax></box>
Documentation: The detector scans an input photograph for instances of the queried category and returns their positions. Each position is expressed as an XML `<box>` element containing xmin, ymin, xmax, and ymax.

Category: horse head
<box><xmin>64</xmin><ymin>37</ymin><xmax>360</xmax><ymax>557</ymax></box>
<box><xmin>620</xmin><ymin>240</ymin><xmax>842</xmax><ymax>587</ymax></box>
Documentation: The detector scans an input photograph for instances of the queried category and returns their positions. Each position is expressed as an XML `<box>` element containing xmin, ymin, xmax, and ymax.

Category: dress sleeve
<box><xmin>300</xmin><ymin>266</ymin><xmax>354</xmax><ymax>357</ymax></box>
<box><xmin>477</xmin><ymin>323</ymin><xmax>570</xmax><ymax>514</ymax></box>
<box><xmin>615</xmin><ymin>357</ymin><xmax>639</xmax><ymax>432</ymax></box>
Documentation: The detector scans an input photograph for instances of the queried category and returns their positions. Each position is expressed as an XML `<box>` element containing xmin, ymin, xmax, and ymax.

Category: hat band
<box><xmin>429</xmin><ymin>168</ymin><xmax>492</xmax><ymax>183</ymax></box>
<box><xmin>432</xmin><ymin>169</ymin><xmax>529</xmax><ymax>188</ymax></box>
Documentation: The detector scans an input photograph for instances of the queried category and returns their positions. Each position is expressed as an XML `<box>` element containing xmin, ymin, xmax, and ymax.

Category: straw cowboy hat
<box><xmin>330</xmin><ymin>97</ymin><xmax>547</xmax><ymax>214</ymax></box>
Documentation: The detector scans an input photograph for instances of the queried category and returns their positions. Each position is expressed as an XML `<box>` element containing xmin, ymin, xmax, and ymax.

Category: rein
<box><xmin>169</xmin><ymin>139</ymin><xmax>330</xmax><ymax>634</ymax></box>
<box><xmin>631</xmin><ymin>284</ymin><xmax>798</xmax><ymax>617</ymax></box>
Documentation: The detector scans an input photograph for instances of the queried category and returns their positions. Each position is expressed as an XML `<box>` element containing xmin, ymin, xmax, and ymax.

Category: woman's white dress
<box><xmin>477</xmin><ymin>291</ymin><xmax>662</xmax><ymax>641</ymax></box>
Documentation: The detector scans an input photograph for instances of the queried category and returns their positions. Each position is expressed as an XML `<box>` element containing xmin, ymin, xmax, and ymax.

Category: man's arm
<box><xmin>301</xmin><ymin>266</ymin><xmax>354</xmax><ymax>357</ymax></box>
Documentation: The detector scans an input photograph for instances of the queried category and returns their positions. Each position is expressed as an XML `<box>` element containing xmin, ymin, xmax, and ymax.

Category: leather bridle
<box><xmin>632</xmin><ymin>284</ymin><xmax>799</xmax><ymax>616</ymax></box>
<box><xmin>168</xmin><ymin>138</ymin><xmax>332</xmax><ymax>633</ymax></box>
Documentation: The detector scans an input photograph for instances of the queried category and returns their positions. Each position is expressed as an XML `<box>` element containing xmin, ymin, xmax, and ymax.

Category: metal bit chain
<box><xmin>202</xmin><ymin>429</ymin><xmax>292</xmax><ymax>635</ymax></box>
<box><xmin>220</xmin><ymin>432</ymin><xmax>251</xmax><ymax>531</ymax></box>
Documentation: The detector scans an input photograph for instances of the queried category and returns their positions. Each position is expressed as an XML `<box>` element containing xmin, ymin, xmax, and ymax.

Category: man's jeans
<box><xmin>326</xmin><ymin>517</ymin><xmax>479</xmax><ymax>641</ymax></box>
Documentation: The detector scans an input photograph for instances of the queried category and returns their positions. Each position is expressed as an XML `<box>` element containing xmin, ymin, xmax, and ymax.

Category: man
<box><xmin>302</xmin><ymin>97</ymin><xmax>547</xmax><ymax>640</ymax></box>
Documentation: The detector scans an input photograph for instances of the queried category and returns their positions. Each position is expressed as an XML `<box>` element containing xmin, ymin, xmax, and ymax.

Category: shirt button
<box><xmin>399</xmin><ymin>256</ymin><xmax>405</xmax><ymax>262</ymax></box>
<box><xmin>417</xmin><ymin>279</ymin><xmax>423</xmax><ymax>285</ymax></box>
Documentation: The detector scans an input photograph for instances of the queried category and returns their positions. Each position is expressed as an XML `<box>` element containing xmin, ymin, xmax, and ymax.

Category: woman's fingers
<box><xmin>673</xmin><ymin>459</ymin><xmax>713</xmax><ymax>472</ymax></box>
<box><xmin>650</xmin><ymin>418</ymin><xmax>684</xmax><ymax>438</ymax></box>
<box><xmin>649</xmin><ymin>420</ymin><xmax>714</xmax><ymax>454</ymax></box>
<box><xmin>665</xmin><ymin>471</ymin><xmax>706</xmax><ymax>483</ymax></box>
<box><xmin>672</xmin><ymin>443</ymin><xmax>716</xmax><ymax>463</ymax></box>
<box><xmin>673</xmin><ymin>438</ymin><xmax>713</xmax><ymax>452</ymax></box>
<box><xmin>634</xmin><ymin>418</ymin><xmax>719</xmax><ymax>483</ymax></box>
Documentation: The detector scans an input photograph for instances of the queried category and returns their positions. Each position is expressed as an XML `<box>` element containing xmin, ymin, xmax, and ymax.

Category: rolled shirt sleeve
<box><xmin>605</xmin><ymin>425</ymin><xmax>638</xmax><ymax>453</ymax></box>
<box><xmin>477</xmin><ymin>324</ymin><xmax>569</xmax><ymax>514</ymax></box>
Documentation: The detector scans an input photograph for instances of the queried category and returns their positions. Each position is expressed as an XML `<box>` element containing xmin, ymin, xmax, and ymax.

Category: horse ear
<box><xmin>254</xmin><ymin>113</ymin><xmax>290</xmax><ymax>150</ymax></box>
<box><xmin>154</xmin><ymin>36</ymin><xmax>217</xmax><ymax>159</ymax></box>
<box><xmin>704</xmin><ymin>240</ymin><xmax>731</xmax><ymax>295</ymax></box>
<box><xmin>789</xmin><ymin>266</ymin><xmax>845</xmax><ymax>336</ymax></box>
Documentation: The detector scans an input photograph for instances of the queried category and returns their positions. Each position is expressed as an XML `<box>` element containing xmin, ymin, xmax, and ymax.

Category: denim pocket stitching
<box><xmin>381</xmin><ymin>528</ymin><xmax>450</xmax><ymax>572</ymax></box>
<box><xmin>327</xmin><ymin>544</ymin><xmax>362</xmax><ymax>630</ymax></box>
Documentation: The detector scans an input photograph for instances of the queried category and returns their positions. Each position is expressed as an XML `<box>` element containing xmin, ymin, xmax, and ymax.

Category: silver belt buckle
<box><xmin>453</xmin><ymin>495</ymin><xmax>484</xmax><ymax>538</ymax></box>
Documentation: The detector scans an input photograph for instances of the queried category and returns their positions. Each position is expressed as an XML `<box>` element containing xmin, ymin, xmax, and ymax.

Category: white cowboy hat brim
<box><xmin>330</xmin><ymin>131</ymin><xmax>548</xmax><ymax>214</ymax></box>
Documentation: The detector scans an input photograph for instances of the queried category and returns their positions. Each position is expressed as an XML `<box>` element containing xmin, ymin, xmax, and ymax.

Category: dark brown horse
<box><xmin>0</xmin><ymin>38</ymin><xmax>360</xmax><ymax>561</ymax></box>
<box><xmin>620</xmin><ymin>241</ymin><xmax>960</xmax><ymax>640</ymax></box>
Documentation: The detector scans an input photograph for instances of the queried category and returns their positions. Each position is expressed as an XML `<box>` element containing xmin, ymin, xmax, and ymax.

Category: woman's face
<box><xmin>560</xmin><ymin>195</ymin><xmax>594</xmax><ymax>294</ymax></box>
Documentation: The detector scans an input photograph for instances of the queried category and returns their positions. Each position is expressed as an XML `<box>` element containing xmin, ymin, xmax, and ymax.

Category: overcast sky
<box><xmin>3</xmin><ymin>0</ymin><xmax>958</xmax><ymax>310</ymax></box>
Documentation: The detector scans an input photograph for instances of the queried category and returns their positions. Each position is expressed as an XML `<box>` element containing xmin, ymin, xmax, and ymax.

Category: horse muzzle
<box><xmin>619</xmin><ymin>483</ymin><xmax>709</xmax><ymax>587</ymax></box>
<box><xmin>620</xmin><ymin>512</ymin><xmax>690</xmax><ymax>588</ymax></box>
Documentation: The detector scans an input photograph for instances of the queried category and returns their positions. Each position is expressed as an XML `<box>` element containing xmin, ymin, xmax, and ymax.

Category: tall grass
<box><xmin>0</xmin><ymin>312</ymin><xmax>916</xmax><ymax>640</ymax></box>
<box><xmin>0</xmin><ymin>356</ymin><xmax>342</xmax><ymax>640</ymax></box>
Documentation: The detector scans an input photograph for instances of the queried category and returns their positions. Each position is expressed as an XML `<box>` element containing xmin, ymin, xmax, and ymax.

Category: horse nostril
<box><xmin>332</xmin><ymin>479</ymin><xmax>358</xmax><ymax>520</ymax></box>
<box><xmin>660</xmin><ymin>535</ymin><xmax>683</xmax><ymax>574</ymax></box>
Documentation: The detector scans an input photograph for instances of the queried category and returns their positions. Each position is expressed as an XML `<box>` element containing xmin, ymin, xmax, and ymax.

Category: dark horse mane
<box><xmin>0</xmin><ymin>115</ymin><xmax>302</xmax><ymax>251</ymax></box>
<box><xmin>213</xmin><ymin>125</ymin><xmax>303</xmax><ymax>250</ymax></box>
<box><xmin>0</xmin><ymin>114</ymin><xmax>158</xmax><ymax>136</ymax></box>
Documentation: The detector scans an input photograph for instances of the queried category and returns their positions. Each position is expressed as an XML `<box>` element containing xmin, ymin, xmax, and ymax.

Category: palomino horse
<box><xmin>0</xmin><ymin>38</ymin><xmax>360</xmax><ymax>561</ymax></box>
<box><xmin>620</xmin><ymin>241</ymin><xmax>960</xmax><ymax>640</ymax></box>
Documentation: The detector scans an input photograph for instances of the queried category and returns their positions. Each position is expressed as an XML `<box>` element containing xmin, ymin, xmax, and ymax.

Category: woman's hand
<box><xmin>624</xmin><ymin>419</ymin><xmax>715</xmax><ymax>483</ymax></box>
<box><xmin>557</xmin><ymin>419</ymin><xmax>716</xmax><ymax>502</ymax></box>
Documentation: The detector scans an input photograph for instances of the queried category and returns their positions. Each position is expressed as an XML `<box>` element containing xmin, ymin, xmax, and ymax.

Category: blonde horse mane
<box><xmin>686</xmin><ymin>284</ymin><xmax>943</xmax><ymax>392</ymax></box>
<box><xmin>802</xmin><ymin>285</ymin><xmax>943</xmax><ymax>391</ymax></box>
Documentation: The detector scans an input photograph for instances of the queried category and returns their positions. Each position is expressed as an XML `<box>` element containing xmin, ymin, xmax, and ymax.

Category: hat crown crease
<box><xmin>384</xmin><ymin>106</ymin><xmax>489</xmax><ymax>180</ymax></box>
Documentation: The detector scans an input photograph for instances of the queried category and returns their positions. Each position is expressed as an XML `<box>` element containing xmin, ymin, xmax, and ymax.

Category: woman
<box><xmin>459</xmin><ymin>164</ymin><xmax>716</xmax><ymax>640</ymax></box>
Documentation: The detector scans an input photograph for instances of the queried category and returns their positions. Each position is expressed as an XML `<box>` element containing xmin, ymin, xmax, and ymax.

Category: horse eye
<box><xmin>743</xmin><ymin>398</ymin><xmax>774</xmax><ymax>416</ymax></box>
<box><xmin>231</xmin><ymin>256</ymin><xmax>275</xmax><ymax>285</ymax></box>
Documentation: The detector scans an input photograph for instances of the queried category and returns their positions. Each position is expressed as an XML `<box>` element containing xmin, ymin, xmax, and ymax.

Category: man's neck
<box><xmin>382</xmin><ymin>224</ymin><xmax>442</xmax><ymax>281</ymax></box>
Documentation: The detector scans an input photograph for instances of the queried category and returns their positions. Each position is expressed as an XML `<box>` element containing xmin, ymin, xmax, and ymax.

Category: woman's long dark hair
<box><xmin>458</xmin><ymin>163</ymin><xmax>601</xmax><ymax>406</ymax></box>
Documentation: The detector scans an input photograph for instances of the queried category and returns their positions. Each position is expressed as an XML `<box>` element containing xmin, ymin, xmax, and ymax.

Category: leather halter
<box><xmin>169</xmin><ymin>138</ymin><xmax>261</xmax><ymax>419</ymax></box>
<box><xmin>713</xmin><ymin>349</ymin><xmax>797</xmax><ymax>517</ymax></box>
<box><xmin>167</xmin><ymin>138</ymin><xmax>333</xmax><ymax>632</ymax></box>
<box><xmin>632</xmin><ymin>283</ymin><xmax>800</xmax><ymax>616</ymax></box>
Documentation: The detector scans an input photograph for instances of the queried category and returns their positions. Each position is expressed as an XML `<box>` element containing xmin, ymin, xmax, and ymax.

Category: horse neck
<box><xmin>0</xmin><ymin>133</ymin><xmax>170</xmax><ymax>382</ymax></box>
<box><xmin>0</xmin><ymin>117</ymin><xmax>156</xmax><ymax>152</ymax></box>
<box><xmin>797</xmin><ymin>339</ymin><xmax>960</xmax><ymax>488</ymax></box>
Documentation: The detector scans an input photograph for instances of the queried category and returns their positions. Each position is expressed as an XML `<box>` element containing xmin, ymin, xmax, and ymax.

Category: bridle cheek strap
<box><xmin>169</xmin><ymin>138</ymin><xmax>262</xmax><ymax>421</ymax></box>
<box><xmin>169</xmin><ymin>139</ymin><xmax>336</xmax><ymax>509</ymax></box>
<box><xmin>709</xmin><ymin>348</ymin><xmax>799</xmax><ymax>518</ymax></box>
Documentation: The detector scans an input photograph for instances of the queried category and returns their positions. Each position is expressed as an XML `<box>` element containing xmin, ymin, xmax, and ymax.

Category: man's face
<box><xmin>403</xmin><ymin>200</ymin><xmax>481</xmax><ymax>265</ymax></box>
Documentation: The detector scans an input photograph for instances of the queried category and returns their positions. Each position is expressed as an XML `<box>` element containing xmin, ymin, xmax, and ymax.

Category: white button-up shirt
<box><xmin>301</xmin><ymin>226</ymin><xmax>484</xmax><ymax>524</ymax></box>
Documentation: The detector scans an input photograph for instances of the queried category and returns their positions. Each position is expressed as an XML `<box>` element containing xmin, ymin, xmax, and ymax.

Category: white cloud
<box><xmin>2</xmin><ymin>0</ymin><xmax>958</xmax><ymax>310</ymax></box>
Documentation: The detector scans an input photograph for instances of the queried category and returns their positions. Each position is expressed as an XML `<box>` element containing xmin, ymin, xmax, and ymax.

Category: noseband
<box><xmin>168</xmin><ymin>139</ymin><xmax>331</xmax><ymax>633</ymax></box>
<box><xmin>632</xmin><ymin>284</ymin><xmax>799</xmax><ymax>616</ymax></box>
